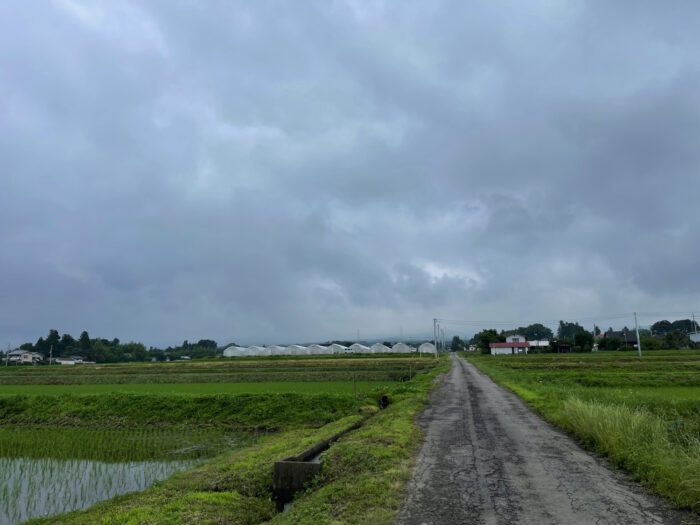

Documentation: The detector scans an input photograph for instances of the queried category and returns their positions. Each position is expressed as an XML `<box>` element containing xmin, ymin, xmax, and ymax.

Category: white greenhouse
<box><xmin>392</xmin><ymin>343</ymin><xmax>414</xmax><ymax>354</ymax></box>
<box><xmin>328</xmin><ymin>344</ymin><xmax>349</xmax><ymax>354</ymax></box>
<box><xmin>288</xmin><ymin>345</ymin><xmax>311</xmax><ymax>355</ymax></box>
<box><xmin>246</xmin><ymin>346</ymin><xmax>268</xmax><ymax>357</ymax></box>
<box><xmin>370</xmin><ymin>343</ymin><xmax>391</xmax><ymax>354</ymax></box>
<box><xmin>418</xmin><ymin>342</ymin><xmax>436</xmax><ymax>355</ymax></box>
<box><xmin>308</xmin><ymin>344</ymin><xmax>328</xmax><ymax>355</ymax></box>
<box><xmin>223</xmin><ymin>346</ymin><xmax>247</xmax><ymax>357</ymax></box>
<box><xmin>267</xmin><ymin>345</ymin><xmax>288</xmax><ymax>356</ymax></box>
<box><xmin>349</xmin><ymin>343</ymin><xmax>370</xmax><ymax>354</ymax></box>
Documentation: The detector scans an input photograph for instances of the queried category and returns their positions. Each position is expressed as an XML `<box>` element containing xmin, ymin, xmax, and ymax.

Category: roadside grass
<box><xmin>268</xmin><ymin>355</ymin><xmax>451</xmax><ymax>524</ymax></box>
<box><xmin>21</xmin><ymin>355</ymin><xmax>450</xmax><ymax>524</ymax></box>
<box><xmin>465</xmin><ymin>351</ymin><xmax>700</xmax><ymax>512</ymax></box>
<box><xmin>0</xmin><ymin>381</ymin><xmax>393</xmax><ymax>396</ymax></box>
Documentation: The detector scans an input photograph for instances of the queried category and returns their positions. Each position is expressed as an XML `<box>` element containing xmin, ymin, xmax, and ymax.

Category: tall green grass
<box><xmin>559</xmin><ymin>398</ymin><xmax>700</xmax><ymax>511</ymax></box>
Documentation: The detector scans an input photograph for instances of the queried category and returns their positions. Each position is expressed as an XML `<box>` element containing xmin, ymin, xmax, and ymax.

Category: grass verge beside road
<box><xmin>464</xmin><ymin>351</ymin><xmax>700</xmax><ymax>512</ymax></box>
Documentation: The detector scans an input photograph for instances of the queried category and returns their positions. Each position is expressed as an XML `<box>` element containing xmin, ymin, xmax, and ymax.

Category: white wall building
<box><xmin>490</xmin><ymin>335</ymin><xmax>530</xmax><ymax>355</ymax></box>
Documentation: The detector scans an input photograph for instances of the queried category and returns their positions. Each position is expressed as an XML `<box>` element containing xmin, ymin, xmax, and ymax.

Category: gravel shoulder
<box><xmin>397</xmin><ymin>353</ymin><xmax>698</xmax><ymax>525</ymax></box>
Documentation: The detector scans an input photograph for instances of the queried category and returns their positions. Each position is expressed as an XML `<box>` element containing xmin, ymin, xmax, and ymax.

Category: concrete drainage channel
<box><xmin>271</xmin><ymin>396</ymin><xmax>392</xmax><ymax>512</ymax></box>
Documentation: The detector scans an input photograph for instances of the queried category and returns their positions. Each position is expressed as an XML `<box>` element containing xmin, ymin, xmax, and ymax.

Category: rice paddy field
<box><xmin>0</xmin><ymin>354</ymin><xmax>443</xmax><ymax>524</ymax></box>
<box><xmin>465</xmin><ymin>350</ymin><xmax>700</xmax><ymax>512</ymax></box>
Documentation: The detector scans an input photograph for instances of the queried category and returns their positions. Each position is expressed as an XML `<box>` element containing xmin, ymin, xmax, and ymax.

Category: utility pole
<box><xmin>634</xmin><ymin>312</ymin><xmax>642</xmax><ymax>357</ymax></box>
<box><xmin>433</xmin><ymin>318</ymin><xmax>437</xmax><ymax>354</ymax></box>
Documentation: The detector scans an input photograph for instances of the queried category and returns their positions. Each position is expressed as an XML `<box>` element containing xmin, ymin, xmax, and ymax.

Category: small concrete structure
<box><xmin>273</xmin><ymin>421</ymin><xmax>361</xmax><ymax>510</ymax></box>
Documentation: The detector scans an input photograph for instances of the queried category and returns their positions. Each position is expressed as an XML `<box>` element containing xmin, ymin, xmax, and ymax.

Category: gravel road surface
<box><xmin>397</xmin><ymin>353</ymin><xmax>696</xmax><ymax>525</ymax></box>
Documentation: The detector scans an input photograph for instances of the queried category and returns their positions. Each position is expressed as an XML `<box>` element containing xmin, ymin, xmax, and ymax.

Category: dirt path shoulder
<box><xmin>397</xmin><ymin>353</ymin><xmax>697</xmax><ymax>525</ymax></box>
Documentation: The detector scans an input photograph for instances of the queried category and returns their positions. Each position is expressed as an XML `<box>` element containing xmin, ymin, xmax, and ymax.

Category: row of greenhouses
<box><xmin>222</xmin><ymin>342</ymin><xmax>436</xmax><ymax>357</ymax></box>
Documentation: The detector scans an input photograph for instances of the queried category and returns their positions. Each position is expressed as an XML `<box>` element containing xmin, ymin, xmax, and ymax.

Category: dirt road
<box><xmin>397</xmin><ymin>354</ymin><xmax>696</xmax><ymax>525</ymax></box>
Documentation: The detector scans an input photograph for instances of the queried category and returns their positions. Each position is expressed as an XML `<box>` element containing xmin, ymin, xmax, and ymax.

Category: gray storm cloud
<box><xmin>1</xmin><ymin>0</ymin><xmax>699</xmax><ymax>346</ymax></box>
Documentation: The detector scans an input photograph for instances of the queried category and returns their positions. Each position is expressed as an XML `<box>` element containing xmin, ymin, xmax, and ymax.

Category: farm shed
<box><xmin>349</xmin><ymin>343</ymin><xmax>370</xmax><ymax>354</ymax></box>
<box><xmin>371</xmin><ymin>343</ymin><xmax>391</xmax><ymax>354</ymax></box>
<box><xmin>329</xmin><ymin>344</ymin><xmax>349</xmax><ymax>354</ymax></box>
<box><xmin>392</xmin><ymin>343</ymin><xmax>414</xmax><ymax>354</ymax></box>
<box><xmin>418</xmin><ymin>343</ymin><xmax>436</xmax><ymax>355</ymax></box>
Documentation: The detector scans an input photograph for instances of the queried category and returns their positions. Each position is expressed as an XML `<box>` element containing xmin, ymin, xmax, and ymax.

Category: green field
<box><xmin>465</xmin><ymin>350</ymin><xmax>700</xmax><ymax>512</ymax></box>
<box><xmin>0</xmin><ymin>357</ymin><xmax>428</xmax><ymax>385</ymax></box>
<box><xmin>0</xmin><ymin>354</ymin><xmax>449</xmax><ymax>524</ymax></box>
<box><xmin>0</xmin><ymin>380</ymin><xmax>392</xmax><ymax>396</ymax></box>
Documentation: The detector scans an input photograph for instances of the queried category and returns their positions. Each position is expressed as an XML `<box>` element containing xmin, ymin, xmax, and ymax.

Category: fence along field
<box><xmin>465</xmin><ymin>350</ymin><xmax>700</xmax><ymax>512</ymax></box>
<box><xmin>0</xmin><ymin>353</ymin><xmax>440</xmax><ymax>524</ymax></box>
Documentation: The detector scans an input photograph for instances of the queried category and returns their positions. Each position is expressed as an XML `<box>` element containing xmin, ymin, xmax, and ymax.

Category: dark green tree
<box><xmin>573</xmin><ymin>331</ymin><xmax>594</xmax><ymax>352</ymax></box>
<box><xmin>557</xmin><ymin>321</ymin><xmax>585</xmax><ymax>340</ymax></box>
<box><xmin>79</xmin><ymin>331</ymin><xmax>91</xmax><ymax>351</ymax></box>
<box><xmin>475</xmin><ymin>329</ymin><xmax>503</xmax><ymax>354</ymax></box>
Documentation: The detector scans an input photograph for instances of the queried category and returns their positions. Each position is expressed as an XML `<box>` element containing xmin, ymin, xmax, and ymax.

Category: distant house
<box><xmin>56</xmin><ymin>357</ymin><xmax>77</xmax><ymax>365</ymax></box>
<box><xmin>604</xmin><ymin>329</ymin><xmax>638</xmax><ymax>346</ymax></box>
<box><xmin>8</xmin><ymin>350</ymin><xmax>43</xmax><ymax>364</ymax></box>
<box><xmin>489</xmin><ymin>335</ymin><xmax>530</xmax><ymax>355</ymax></box>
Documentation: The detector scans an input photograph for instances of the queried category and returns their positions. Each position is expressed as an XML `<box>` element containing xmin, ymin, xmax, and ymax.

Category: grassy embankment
<box><xmin>464</xmin><ymin>350</ymin><xmax>700</xmax><ymax>512</ymax></box>
<box><xmin>3</xmin><ymin>355</ymin><xmax>449</xmax><ymax>524</ymax></box>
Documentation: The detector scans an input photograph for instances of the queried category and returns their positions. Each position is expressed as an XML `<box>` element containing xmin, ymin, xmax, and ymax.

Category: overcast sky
<box><xmin>2</xmin><ymin>1</ymin><xmax>700</xmax><ymax>347</ymax></box>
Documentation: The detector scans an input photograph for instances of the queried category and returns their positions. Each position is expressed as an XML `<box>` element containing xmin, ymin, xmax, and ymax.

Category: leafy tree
<box><xmin>79</xmin><ymin>331</ymin><xmax>91</xmax><ymax>351</ymax></box>
<box><xmin>475</xmin><ymin>329</ymin><xmax>503</xmax><ymax>354</ymax></box>
<box><xmin>594</xmin><ymin>325</ymin><xmax>601</xmax><ymax>336</ymax></box>
<box><xmin>573</xmin><ymin>331</ymin><xmax>594</xmax><ymax>352</ymax></box>
<box><xmin>520</xmin><ymin>323</ymin><xmax>554</xmax><ymax>340</ymax></box>
<box><xmin>557</xmin><ymin>321</ymin><xmax>585</xmax><ymax>340</ymax></box>
<box><xmin>196</xmin><ymin>339</ymin><xmax>218</xmax><ymax>349</ymax></box>
<box><xmin>451</xmin><ymin>336</ymin><xmax>465</xmax><ymax>352</ymax></box>
<box><xmin>46</xmin><ymin>329</ymin><xmax>60</xmax><ymax>352</ymax></box>
<box><xmin>671</xmin><ymin>319</ymin><xmax>699</xmax><ymax>334</ymax></box>
<box><xmin>60</xmin><ymin>334</ymin><xmax>75</xmax><ymax>353</ymax></box>
<box><xmin>651</xmin><ymin>320</ymin><xmax>673</xmax><ymax>334</ymax></box>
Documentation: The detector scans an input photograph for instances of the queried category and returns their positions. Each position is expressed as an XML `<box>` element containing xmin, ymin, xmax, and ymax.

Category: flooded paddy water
<box><xmin>0</xmin><ymin>427</ymin><xmax>244</xmax><ymax>524</ymax></box>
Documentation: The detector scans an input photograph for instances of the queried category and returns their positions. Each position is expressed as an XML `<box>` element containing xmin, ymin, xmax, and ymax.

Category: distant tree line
<box><xmin>8</xmin><ymin>330</ymin><xmax>224</xmax><ymax>363</ymax></box>
<box><xmin>470</xmin><ymin>319</ymin><xmax>699</xmax><ymax>354</ymax></box>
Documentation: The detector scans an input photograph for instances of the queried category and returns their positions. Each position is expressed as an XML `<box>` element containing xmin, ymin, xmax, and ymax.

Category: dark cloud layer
<box><xmin>2</xmin><ymin>1</ymin><xmax>700</xmax><ymax>346</ymax></box>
